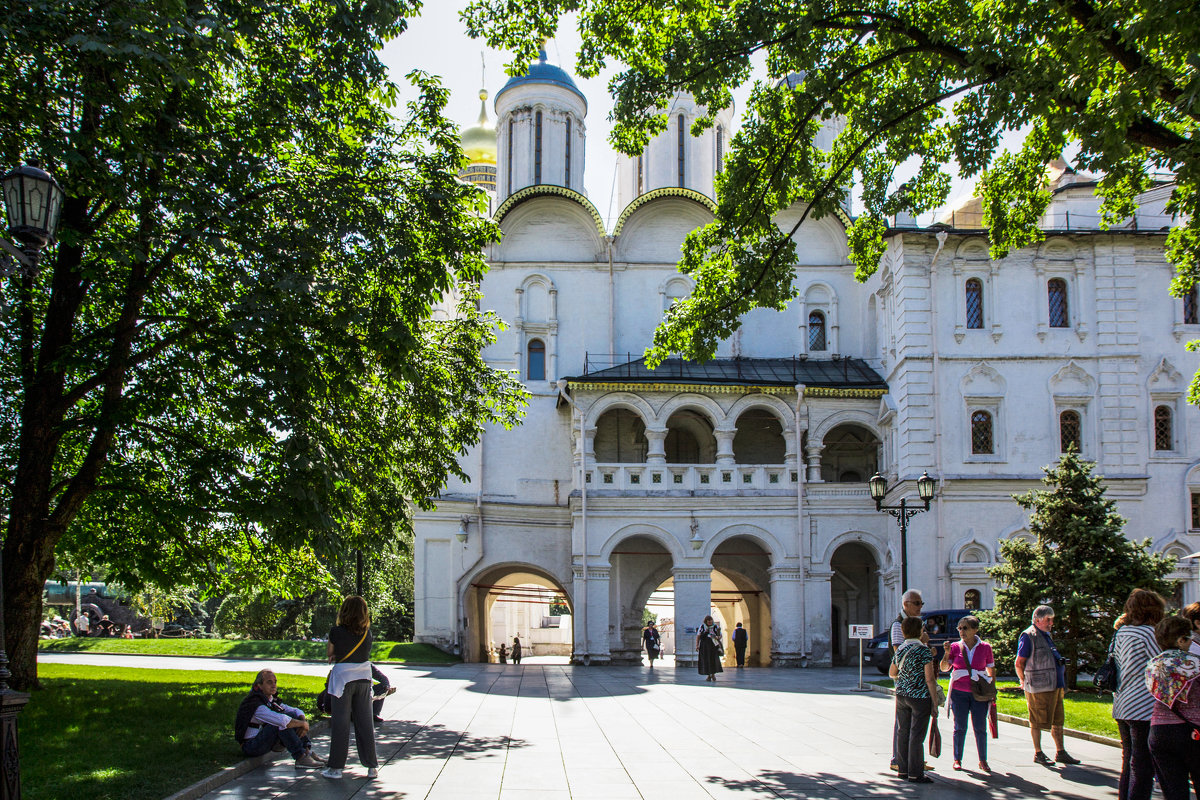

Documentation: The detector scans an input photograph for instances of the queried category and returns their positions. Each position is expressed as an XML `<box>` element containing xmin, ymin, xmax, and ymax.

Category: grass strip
<box><xmin>38</xmin><ymin>638</ymin><xmax>460</xmax><ymax>663</ymax></box>
<box><xmin>23</xmin><ymin>663</ymin><xmax>328</xmax><ymax>800</ymax></box>
<box><xmin>868</xmin><ymin>678</ymin><xmax>1118</xmax><ymax>739</ymax></box>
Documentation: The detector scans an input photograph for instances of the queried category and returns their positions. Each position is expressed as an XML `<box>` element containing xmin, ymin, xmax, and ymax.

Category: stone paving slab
<box><xmin>190</xmin><ymin>663</ymin><xmax>1119</xmax><ymax>800</ymax></box>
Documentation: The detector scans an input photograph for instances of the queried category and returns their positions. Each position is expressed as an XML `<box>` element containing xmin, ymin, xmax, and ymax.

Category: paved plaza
<box><xmin>117</xmin><ymin>657</ymin><xmax>1122</xmax><ymax>800</ymax></box>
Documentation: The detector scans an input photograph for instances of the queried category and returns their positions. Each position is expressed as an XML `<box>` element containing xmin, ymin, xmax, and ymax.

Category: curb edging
<box><xmin>860</xmin><ymin>683</ymin><xmax>1120</xmax><ymax>748</ymax></box>
<box><xmin>163</xmin><ymin>720</ymin><xmax>331</xmax><ymax>800</ymax></box>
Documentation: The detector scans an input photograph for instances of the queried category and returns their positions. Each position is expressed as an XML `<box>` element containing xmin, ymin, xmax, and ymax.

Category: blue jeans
<box><xmin>949</xmin><ymin>689</ymin><xmax>988</xmax><ymax>762</ymax></box>
<box><xmin>241</xmin><ymin>723</ymin><xmax>306</xmax><ymax>759</ymax></box>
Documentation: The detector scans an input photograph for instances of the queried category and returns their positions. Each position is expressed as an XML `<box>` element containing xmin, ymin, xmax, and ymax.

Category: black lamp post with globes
<box><xmin>1</xmin><ymin>159</ymin><xmax>65</xmax><ymax>800</ymax></box>
<box><xmin>868</xmin><ymin>470</ymin><xmax>936</xmax><ymax>595</ymax></box>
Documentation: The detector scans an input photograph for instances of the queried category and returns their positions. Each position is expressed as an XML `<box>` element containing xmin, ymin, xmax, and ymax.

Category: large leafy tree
<box><xmin>981</xmin><ymin>451</ymin><xmax>1176</xmax><ymax>688</ymax></box>
<box><xmin>464</xmin><ymin>0</ymin><xmax>1200</xmax><ymax>372</ymax></box>
<box><xmin>0</xmin><ymin>1</ymin><xmax>526</xmax><ymax>689</ymax></box>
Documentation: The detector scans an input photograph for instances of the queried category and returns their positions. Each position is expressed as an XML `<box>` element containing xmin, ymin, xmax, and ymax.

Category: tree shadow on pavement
<box><xmin>704</xmin><ymin>768</ymin><xmax>1115</xmax><ymax>798</ymax></box>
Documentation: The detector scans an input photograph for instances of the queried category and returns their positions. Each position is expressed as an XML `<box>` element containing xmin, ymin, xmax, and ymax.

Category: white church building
<box><xmin>413</xmin><ymin>50</ymin><xmax>1200</xmax><ymax>667</ymax></box>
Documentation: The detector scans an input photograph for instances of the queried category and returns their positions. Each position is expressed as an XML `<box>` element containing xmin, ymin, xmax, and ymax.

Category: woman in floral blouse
<box><xmin>890</xmin><ymin>615</ymin><xmax>941</xmax><ymax>784</ymax></box>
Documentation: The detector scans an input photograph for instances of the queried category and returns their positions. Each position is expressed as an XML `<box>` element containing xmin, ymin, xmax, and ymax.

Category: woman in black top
<box><xmin>321</xmin><ymin>596</ymin><xmax>378</xmax><ymax>780</ymax></box>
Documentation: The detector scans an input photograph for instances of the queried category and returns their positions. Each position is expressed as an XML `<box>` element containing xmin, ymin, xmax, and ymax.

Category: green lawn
<box><xmin>38</xmin><ymin>637</ymin><xmax>460</xmax><ymax>663</ymax></box>
<box><xmin>23</xmin><ymin>663</ymin><xmax>328</xmax><ymax>800</ymax></box>
<box><xmin>870</xmin><ymin>678</ymin><xmax>1118</xmax><ymax>739</ymax></box>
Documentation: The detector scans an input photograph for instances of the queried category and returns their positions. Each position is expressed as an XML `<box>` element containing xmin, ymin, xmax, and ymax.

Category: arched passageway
<box><xmin>820</xmin><ymin>424</ymin><xmax>880</xmax><ymax>482</ymax></box>
<box><xmin>665</xmin><ymin>409</ymin><xmax>716</xmax><ymax>463</ymax></box>
<box><xmin>594</xmin><ymin>408</ymin><xmax>648</xmax><ymax>462</ymax></box>
<box><xmin>829</xmin><ymin>542</ymin><xmax>880</xmax><ymax>665</ymax></box>
<box><xmin>464</xmin><ymin>565</ymin><xmax>573</xmax><ymax>663</ymax></box>
<box><xmin>609</xmin><ymin>535</ymin><xmax>674</xmax><ymax>663</ymax></box>
<box><xmin>711</xmin><ymin>536</ymin><xmax>773</xmax><ymax>666</ymax></box>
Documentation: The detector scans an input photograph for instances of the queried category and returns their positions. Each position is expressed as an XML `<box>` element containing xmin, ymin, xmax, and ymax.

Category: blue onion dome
<box><xmin>495</xmin><ymin>47</ymin><xmax>587</xmax><ymax>110</ymax></box>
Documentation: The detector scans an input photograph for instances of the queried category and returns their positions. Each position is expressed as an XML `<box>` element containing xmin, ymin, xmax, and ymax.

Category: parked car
<box><xmin>863</xmin><ymin>608</ymin><xmax>984</xmax><ymax>674</ymax></box>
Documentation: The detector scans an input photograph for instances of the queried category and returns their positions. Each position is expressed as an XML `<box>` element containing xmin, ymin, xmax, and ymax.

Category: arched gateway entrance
<box><xmin>829</xmin><ymin>542</ymin><xmax>880</xmax><ymax>665</ymax></box>
<box><xmin>607</xmin><ymin>531</ymin><xmax>774</xmax><ymax>666</ymax></box>
<box><xmin>464</xmin><ymin>564</ymin><xmax>573</xmax><ymax>663</ymax></box>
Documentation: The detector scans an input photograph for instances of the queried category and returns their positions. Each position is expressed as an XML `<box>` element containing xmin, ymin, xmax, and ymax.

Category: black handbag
<box><xmin>1093</xmin><ymin>635</ymin><xmax>1119</xmax><ymax>693</ymax></box>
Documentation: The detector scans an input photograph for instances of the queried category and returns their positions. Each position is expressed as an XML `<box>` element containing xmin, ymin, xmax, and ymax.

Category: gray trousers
<box><xmin>327</xmin><ymin>678</ymin><xmax>378</xmax><ymax>770</ymax></box>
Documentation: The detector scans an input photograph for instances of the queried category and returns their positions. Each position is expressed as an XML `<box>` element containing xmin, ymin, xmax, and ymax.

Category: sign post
<box><xmin>849</xmin><ymin>624</ymin><xmax>875</xmax><ymax>691</ymax></box>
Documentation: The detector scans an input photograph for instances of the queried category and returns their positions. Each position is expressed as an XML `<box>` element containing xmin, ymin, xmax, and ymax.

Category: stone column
<box><xmin>644</xmin><ymin>427</ymin><xmax>668</xmax><ymax>465</ymax></box>
<box><xmin>714</xmin><ymin>428</ymin><xmax>736</xmax><ymax>466</ymax></box>
<box><xmin>806</xmin><ymin>444</ymin><xmax>824</xmax><ymax>483</ymax></box>
<box><xmin>672</xmin><ymin>567</ymin><xmax>712</xmax><ymax>669</ymax></box>
<box><xmin>584</xmin><ymin>566</ymin><xmax>611</xmax><ymax>664</ymax></box>
<box><xmin>805</xmin><ymin>569</ymin><xmax>835</xmax><ymax>667</ymax></box>
<box><xmin>769</xmin><ymin>566</ymin><xmax>805</xmax><ymax>666</ymax></box>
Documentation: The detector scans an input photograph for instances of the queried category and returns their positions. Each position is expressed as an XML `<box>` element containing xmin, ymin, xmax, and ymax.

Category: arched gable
<box><xmin>773</xmin><ymin>209</ymin><xmax>851</xmax><ymax>266</ymax></box>
<box><xmin>613</xmin><ymin>188</ymin><xmax>715</xmax><ymax>251</ymax></box>
<box><xmin>495</xmin><ymin>192</ymin><xmax>606</xmax><ymax>261</ymax></box>
<box><xmin>465</xmin><ymin>561</ymin><xmax>575</xmax><ymax>611</ymax></box>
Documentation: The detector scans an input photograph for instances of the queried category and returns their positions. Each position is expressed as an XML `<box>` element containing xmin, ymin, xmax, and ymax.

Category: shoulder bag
<box><xmin>969</xmin><ymin>642</ymin><xmax>998</xmax><ymax>702</ymax></box>
<box><xmin>317</xmin><ymin>627</ymin><xmax>370</xmax><ymax>713</ymax></box>
<box><xmin>1093</xmin><ymin>633</ymin><xmax>1119</xmax><ymax>693</ymax></box>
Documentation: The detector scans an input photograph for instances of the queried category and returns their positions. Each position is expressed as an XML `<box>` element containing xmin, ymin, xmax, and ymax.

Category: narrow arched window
<box><xmin>965</xmin><ymin>278</ymin><xmax>984</xmax><ymax>329</ymax></box>
<box><xmin>1048</xmin><ymin>278</ymin><xmax>1069</xmax><ymax>327</ymax></box>
<box><xmin>971</xmin><ymin>410</ymin><xmax>993</xmax><ymax>454</ymax></box>
<box><xmin>716</xmin><ymin>125</ymin><xmax>724</xmax><ymax>172</ymax></box>
<box><xmin>808</xmin><ymin>311</ymin><xmax>826</xmax><ymax>351</ymax></box>
<box><xmin>1155</xmin><ymin>405</ymin><xmax>1173</xmax><ymax>451</ymax></box>
<box><xmin>637</xmin><ymin>154</ymin><xmax>644</xmax><ymax>196</ymax></box>
<box><xmin>1185</xmin><ymin>285</ymin><xmax>1198</xmax><ymax>325</ymax></box>
<box><xmin>534</xmin><ymin>111</ymin><xmax>543</xmax><ymax>184</ymax></box>
<box><xmin>964</xmin><ymin>589</ymin><xmax>981</xmax><ymax>610</ymax></box>
<box><xmin>1059</xmin><ymin>410</ymin><xmax>1081</xmax><ymax>453</ymax></box>
<box><xmin>565</xmin><ymin>118</ymin><xmax>572</xmax><ymax>188</ymax></box>
<box><xmin>677</xmin><ymin>114</ymin><xmax>686</xmax><ymax>188</ymax></box>
<box><xmin>527</xmin><ymin>339</ymin><xmax>546</xmax><ymax>381</ymax></box>
<box><xmin>506</xmin><ymin>119</ymin><xmax>514</xmax><ymax>195</ymax></box>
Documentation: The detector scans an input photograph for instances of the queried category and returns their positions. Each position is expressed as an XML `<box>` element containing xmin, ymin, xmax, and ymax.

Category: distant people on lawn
<box><xmin>512</xmin><ymin>636</ymin><xmax>522</xmax><ymax>664</ymax></box>
<box><xmin>890</xmin><ymin>615</ymin><xmax>940</xmax><ymax>783</ymax></box>
<box><xmin>1015</xmin><ymin>605</ymin><xmax>1081</xmax><ymax>766</ymax></box>
<box><xmin>697</xmin><ymin>615</ymin><xmax>723</xmax><ymax>682</ymax></box>
<box><xmin>643</xmin><ymin>621</ymin><xmax>661</xmax><ymax>667</ymax></box>
<box><xmin>890</xmin><ymin>589</ymin><xmax>926</xmax><ymax>772</ymax></box>
<box><xmin>939</xmin><ymin>614</ymin><xmax>995</xmax><ymax>773</ymax></box>
<box><xmin>1145</xmin><ymin>615</ymin><xmax>1200</xmax><ymax>800</ymax></box>
<box><xmin>732</xmin><ymin>622</ymin><xmax>749</xmax><ymax>667</ymax></box>
<box><xmin>1111</xmin><ymin>589</ymin><xmax>1166</xmax><ymax>800</ymax></box>
<box><xmin>1181</xmin><ymin>602</ymin><xmax>1200</xmax><ymax>657</ymax></box>
<box><xmin>234</xmin><ymin>669</ymin><xmax>324</xmax><ymax>768</ymax></box>
<box><xmin>322</xmin><ymin>595</ymin><xmax>379</xmax><ymax>781</ymax></box>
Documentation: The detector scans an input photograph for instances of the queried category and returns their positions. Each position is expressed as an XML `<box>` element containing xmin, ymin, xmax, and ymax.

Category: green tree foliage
<box><xmin>0</xmin><ymin>1</ymin><xmax>527</xmax><ymax>689</ymax></box>
<box><xmin>980</xmin><ymin>451</ymin><xmax>1176</xmax><ymax>688</ymax></box>
<box><xmin>463</xmin><ymin>0</ymin><xmax>1200</xmax><ymax>369</ymax></box>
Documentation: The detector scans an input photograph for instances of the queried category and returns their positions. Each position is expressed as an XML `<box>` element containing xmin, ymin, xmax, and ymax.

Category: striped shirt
<box><xmin>1112</xmin><ymin>625</ymin><xmax>1160</xmax><ymax>721</ymax></box>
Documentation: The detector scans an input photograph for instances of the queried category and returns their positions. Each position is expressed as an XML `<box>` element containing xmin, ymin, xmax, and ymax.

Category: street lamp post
<box><xmin>1</xmin><ymin>159</ymin><xmax>65</xmax><ymax>800</ymax></box>
<box><xmin>868</xmin><ymin>471</ymin><xmax>936</xmax><ymax>594</ymax></box>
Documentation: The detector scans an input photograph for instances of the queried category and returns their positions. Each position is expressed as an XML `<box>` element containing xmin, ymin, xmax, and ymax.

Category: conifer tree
<box><xmin>982</xmin><ymin>451</ymin><xmax>1175</xmax><ymax>688</ymax></box>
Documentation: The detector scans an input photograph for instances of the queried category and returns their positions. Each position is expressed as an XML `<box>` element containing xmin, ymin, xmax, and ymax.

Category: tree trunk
<box><xmin>3</xmin><ymin>516</ymin><xmax>59</xmax><ymax>691</ymax></box>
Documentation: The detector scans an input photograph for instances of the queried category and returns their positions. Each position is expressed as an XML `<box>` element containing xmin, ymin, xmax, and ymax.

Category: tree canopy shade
<box><xmin>0</xmin><ymin>0</ymin><xmax>527</xmax><ymax>689</ymax></box>
<box><xmin>464</xmin><ymin>0</ymin><xmax>1200</xmax><ymax>368</ymax></box>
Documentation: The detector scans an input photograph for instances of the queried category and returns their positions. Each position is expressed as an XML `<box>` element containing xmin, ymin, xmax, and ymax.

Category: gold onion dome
<box><xmin>461</xmin><ymin>88</ymin><xmax>496</xmax><ymax>165</ymax></box>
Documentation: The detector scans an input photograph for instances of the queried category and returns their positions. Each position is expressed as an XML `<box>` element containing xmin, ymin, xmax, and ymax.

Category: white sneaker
<box><xmin>320</xmin><ymin>768</ymin><xmax>342</xmax><ymax>780</ymax></box>
<box><xmin>366</xmin><ymin>768</ymin><xmax>378</xmax><ymax>779</ymax></box>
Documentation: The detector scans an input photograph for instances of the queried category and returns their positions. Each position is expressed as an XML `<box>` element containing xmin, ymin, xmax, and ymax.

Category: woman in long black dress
<box><xmin>643</xmin><ymin>621</ymin><xmax>661</xmax><ymax>667</ymax></box>
<box><xmin>696</xmin><ymin>615</ymin><xmax>724</xmax><ymax>682</ymax></box>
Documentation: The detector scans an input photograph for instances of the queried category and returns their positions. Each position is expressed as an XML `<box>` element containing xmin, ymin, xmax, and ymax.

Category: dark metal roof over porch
<box><xmin>565</xmin><ymin>355</ymin><xmax>887</xmax><ymax>396</ymax></box>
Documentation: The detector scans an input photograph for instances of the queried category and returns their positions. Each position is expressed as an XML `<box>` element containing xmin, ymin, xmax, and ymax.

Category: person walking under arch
<box><xmin>697</xmin><ymin>615</ymin><xmax>723</xmax><ymax>682</ymax></box>
<box><xmin>643</xmin><ymin>621</ymin><xmax>661</xmax><ymax>667</ymax></box>
<box><xmin>732</xmin><ymin>622</ymin><xmax>749</xmax><ymax>667</ymax></box>
<box><xmin>511</xmin><ymin>636</ymin><xmax>522</xmax><ymax>664</ymax></box>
